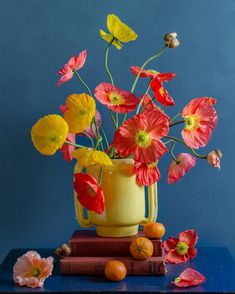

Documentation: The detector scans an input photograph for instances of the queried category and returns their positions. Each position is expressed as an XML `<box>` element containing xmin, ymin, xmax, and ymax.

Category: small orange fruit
<box><xmin>104</xmin><ymin>260</ymin><xmax>127</xmax><ymax>281</ymax></box>
<box><xmin>143</xmin><ymin>222</ymin><xmax>165</xmax><ymax>239</ymax></box>
<box><xmin>130</xmin><ymin>237</ymin><xmax>153</xmax><ymax>260</ymax></box>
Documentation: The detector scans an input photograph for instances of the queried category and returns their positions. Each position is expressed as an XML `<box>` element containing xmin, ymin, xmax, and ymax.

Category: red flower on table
<box><xmin>172</xmin><ymin>268</ymin><xmax>206</xmax><ymax>288</ymax></box>
<box><xmin>94</xmin><ymin>82</ymin><xmax>139</xmax><ymax>113</ymax></box>
<box><xmin>74</xmin><ymin>173</ymin><xmax>105</xmax><ymax>214</ymax></box>
<box><xmin>162</xmin><ymin>229</ymin><xmax>198</xmax><ymax>264</ymax></box>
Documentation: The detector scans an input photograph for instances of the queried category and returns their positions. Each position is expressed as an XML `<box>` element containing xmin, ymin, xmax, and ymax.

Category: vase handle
<box><xmin>140</xmin><ymin>183</ymin><xmax>158</xmax><ymax>225</ymax></box>
<box><xmin>74</xmin><ymin>163</ymin><xmax>93</xmax><ymax>228</ymax></box>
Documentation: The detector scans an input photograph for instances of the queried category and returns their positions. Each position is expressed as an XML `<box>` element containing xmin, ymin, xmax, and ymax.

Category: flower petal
<box><xmin>165</xmin><ymin>249</ymin><xmax>187</xmax><ymax>264</ymax></box>
<box><xmin>162</xmin><ymin>237</ymin><xmax>179</xmax><ymax>252</ymax></box>
<box><xmin>172</xmin><ymin>268</ymin><xmax>206</xmax><ymax>288</ymax></box>
<box><xmin>179</xmin><ymin>229</ymin><xmax>198</xmax><ymax>247</ymax></box>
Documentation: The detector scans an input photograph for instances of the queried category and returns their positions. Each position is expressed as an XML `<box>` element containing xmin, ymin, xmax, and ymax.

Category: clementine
<box><xmin>104</xmin><ymin>260</ymin><xmax>127</xmax><ymax>281</ymax></box>
<box><xmin>143</xmin><ymin>222</ymin><xmax>166</xmax><ymax>239</ymax></box>
<box><xmin>130</xmin><ymin>237</ymin><xmax>153</xmax><ymax>260</ymax></box>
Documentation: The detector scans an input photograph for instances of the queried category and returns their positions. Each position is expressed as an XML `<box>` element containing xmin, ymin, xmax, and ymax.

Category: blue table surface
<box><xmin>0</xmin><ymin>247</ymin><xmax>235</xmax><ymax>293</ymax></box>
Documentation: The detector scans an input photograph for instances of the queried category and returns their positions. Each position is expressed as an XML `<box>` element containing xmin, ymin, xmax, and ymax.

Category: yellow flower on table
<box><xmin>31</xmin><ymin>114</ymin><xmax>68</xmax><ymax>156</ymax></box>
<box><xmin>63</xmin><ymin>93</ymin><xmax>96</xmax><ymax>134</ymax></box>
<box><xmin>100</xmin><ymin>14</ymin><xmax>138</xmax><ymax>49</ymax></box>
<box><xmin>72</xmin><ymin>147</ymin><xmax>113</xmax><ymax>167</ymax></box>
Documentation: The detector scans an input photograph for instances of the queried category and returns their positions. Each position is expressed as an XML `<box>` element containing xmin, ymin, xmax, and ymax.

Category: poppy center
<box><xmin>87</xmin><ymin>186</ymin><xmax>97</xmax><ymax>197</ymax></box>
<box><xmin>49</xmin><ymin>133</ymin><xmax>58</xmax><ymax>143</ymax></box>
<box><xmin>30</xmin><ymin>267</ymin><xmax>41</xmax><ymax>277</ymax></box>
<box><xmin>176</xmin><ymin>241</ymin><xmax>189</xmax><ymax>255</ymax></box>
<box><xmin>109</xmin><ymin>92</ymin><xmax>124</xmax><ymax>105</ymax></box>
<box><xmin>79</xmin><ymin>109</ymin><xmax>88</xmax><ymax>116</ymax></box>
<box><xmin>185</xmin><ymin>115</ymin><xmax>199</xmax><ymax>131</ymax></box>
<box><xmin>147</xmin><ymin>161</ymin><xmax>158</xmax><ymax>169</ymax></box>
<box><xmin>135</xmin><ymin>130</ymin><xmax>151</xmax><ymax>148</ymax></box>
<box><xmin>159</xmin><ymin>87</ymin><xmax>165</xmax><ymax>96</ymax></box>
<box><xmin>148</xmin><ymin>69</ymin><xmax>159</xmax><ymax>75</ymax></box>
<box><xmin>174</xmin><ymin>277</ymin><xmax>181</xmax><ymax>283</ymax></box>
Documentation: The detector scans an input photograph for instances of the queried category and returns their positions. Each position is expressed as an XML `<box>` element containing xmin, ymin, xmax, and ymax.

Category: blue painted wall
<box><xmin>0</xmin><ymin>0</ymin><xmax>234</xmax><ymax>263</ymax></box>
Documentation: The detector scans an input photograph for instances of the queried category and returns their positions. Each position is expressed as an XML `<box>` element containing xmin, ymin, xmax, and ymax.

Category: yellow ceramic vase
<box><xmin>74</xmin><ymin>158</ymin><xmax>158</xmax><ymax>237</ymax></box>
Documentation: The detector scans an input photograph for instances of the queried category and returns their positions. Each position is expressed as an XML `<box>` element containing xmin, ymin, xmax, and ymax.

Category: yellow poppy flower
<box><xmin>63</xmin><ymin>93</ymin><xmax>96</xmax><ymax>134</ymax></box>
<box><xmin>72</xmin><ymin>147</ymin><xmax>113</xmax><ymax>167</ymax></box>
<box><xmin>100</xmin><ymin>14</ymin><xmax>138</xmax><ymax>49</ymax></box>
<box><xmin>31</xmin><ymin>114</ymin><xmax>68</xmax><ymax>156</ymax></box>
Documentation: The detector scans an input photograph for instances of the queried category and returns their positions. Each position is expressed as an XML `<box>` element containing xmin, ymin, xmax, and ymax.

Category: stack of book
<box><xmin>60</xmin><ymin>230</ymin><xmax>166</xmax><ymax>275</ymax></box>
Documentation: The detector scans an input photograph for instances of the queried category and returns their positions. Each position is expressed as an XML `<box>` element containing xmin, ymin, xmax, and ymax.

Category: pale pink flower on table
<box><xmin>207</xmin><ymin>150</ymin><xmax>222</xmax><ymax>170</ymax></box>
<box><xmin>168</xmin><ymin>153</ymin><xmax>196</xmax><ymax>184</ymax></box>
<box><xmin>57</xmin><ymin>50</ymin><xmax>87</xmax><ymax>86</ymax></box>
<box><xmin>13</xmin><ymin>251</ymin><xmax>54</xmax><ymax>288</ymax></box>
<box><xmin>172</xmin><ymin>268</ymin><xmax>206</xmax><ymax>287</ymax></box>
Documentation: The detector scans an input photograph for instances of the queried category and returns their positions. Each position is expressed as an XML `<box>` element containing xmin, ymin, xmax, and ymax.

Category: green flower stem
<box><xmin>170</xmin><ymin>120</ymin><xmax>185</xmax><ymax>127</ymax></box>
<box><xmin>104</xmin><ymin>38</ymin><xmax>115</xmax><ymax>85</ymax></box>
<box><xmin>110</xmin><ymin>110</ymin><xmax>118</xmax><ymax>129</ymax></box>
<box><xmin>136</xmin><ymin>83</ymin><xmax>151</xmax><ymax>114</ymax></box>
<box><xmin>169</xmin><ymin>140</ymin><xmax>179</xmax><ymax>163</ymax></box>
<box><xmin>170</xmin><ymin>113</ymin><xmax>181</xmax><ymax>123</ymax></box>
<box><xmin>115</xmin><ymin>112</ymin><xmax>119</xmax><ymax>127</ymax></box>
<box><xmin>131</xmin><ymin>45</ymin><xmax>167</xmax><ymax>94</ymax></box>
<box><xmin>65</xmin><ymin>141</ymin><xmax>86</xmax><ymax>149</ymax></box>
<box><xmin>121</xmin><ymin>113</ymin><xmax>127</xmax><ymax>125</ymax></box>
<box><xmin>100</xmin><ymin>126</ymin><xmax>110</xmax><ymax>150</ymax></box>
<box><xmin>141</xmin><ymin>94</ymin><xmax>155</xmax><ymax>111</ymax></box>
<box><xmin>92</xmin><ymin>117</ymin><xmax>103</xmax><ymax>151</ymax></box>
<box><xmin>165</xmin><ymin>135</ymin><xmax>207</xmax><ymax>159</ymax></box>
<box><xmin>82</xmin><ymin>132</ymin><xmax>95</xmax><ymax>148</ymax></box>
<box><xmin>74</xmin><ymin>71</ymin><xmax>92</xmax><ymax>96</ymax></box>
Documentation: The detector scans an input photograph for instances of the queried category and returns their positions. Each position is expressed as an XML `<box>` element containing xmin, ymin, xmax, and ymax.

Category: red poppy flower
<box><xmin>134</xmin><ymin>161</ymin><xmax>160</xmax><ymax>186</ymax></box>
<box><xmin>181</xmin><ymin>97</ymin><xmax>217</xmax><ymax>149</ymax></box>
<box><xmin>57</xmin><ymin>50</ymin><xmax>87</xmax><ymax>86</ymax></box>
<box><xmin>172</xmin><ymin>268</ymin><xmax>206</xmax><ymax>288</ymax></box>
<box><xmin>162</xmin><ymin>229</ymin><xmax>198</xmax><ymax>264</ymax></box>
<box><xmin>150</xmin><ymin>77</ymin><xmax>175</xmax><ymax>107</ymax></box>
<box><xmin>60</xmin><ymin>133</ymin><xmax>75</xmax><ymax>162</ymax></box>
<box><xmin>94</xmin><ymin>82</ymin><xmax>139</xmax><ymax>113</ymax></box>
<box><xmin>139</xmin><ymin>94</ymin><xmax>156</xmax><ymax>110</ymax></box>
<box><xmin>131</xmin><ymin>66</ymin><xmax>176</xmax><ymax>81</ymax></box>
<box><xmin>168</xmin><ymin>153</ymin><xmax>196</xmax><ymax>184</ymax></box>
<box><xmin>113</xmin><ymin>109</ymin><xmax>169</xmax><ymax>164</ymax></box>
<box><xmin>74</xmin><ymin>173</ymin><xmax>105</xmax><ymax>214</ymax></box>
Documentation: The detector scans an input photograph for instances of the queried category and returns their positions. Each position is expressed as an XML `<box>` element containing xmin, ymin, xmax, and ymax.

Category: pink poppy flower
<box><xmin>83</xmin><ymin>109</ymin><xmax>102</xmax><ymax>138</ymax></box>
<box><xmin>182</xmin><ymin>97</ymin><xmax>218</xmax><ymax>149</ymax></box>
<box><xmin>60</xmin><ymin>133</ymin><xmax>75</xmax><ymax>162</ymax></box>
<box><xmin>113</xmin><ymin>109</ymin><xmax>169</xmax><ymax>164</ymax></box>
<box><xmin>134</xmin><ymin>161</ymin><xmax>160</xmax><ymax>186</ymax></box>
<box><xmin>168</xmin><ymin>153</ymin><xmax>196</xmax><ymax>184</ymax></box>
<box><xmin>13</xmin><ymin>251</ymin><xmax>54</xmax><ymax>288</ymax></box>
<box><xmin>207</xmin><ymin>150</ymin><xmax>222</xmax><ymax>170</ymax></box>
<box><xmin>131</xmin><ymin>66</ymin><xmax>176</xmax><ymax>81</ymax></box>
<box><xmin>150</xmin><ymin>77</ymin><xmax>175</xmax><ymax>107</ymax></box>
<box><xmin>172</xmin><ymin>268</ymin><xmax>206</xmax><ymax>288</ymax></box>
<box><xmin>74</xmin><ymin>173</ymin><xmax>105</xmax><ymax>214</ymax></box>
<box><xmin>162</xmin><ymin>229</ymin><xmax>198</xmax><ymax>264</ymax></box>
<box><xmin>94</xmin><ymin>82</ymin><xmax>139</xmax><ymax>113</ymax></box>
<box><xmin>57</xmin><ymin>50</ymin><xmax>87</xmax><ymax>86</ymax></box>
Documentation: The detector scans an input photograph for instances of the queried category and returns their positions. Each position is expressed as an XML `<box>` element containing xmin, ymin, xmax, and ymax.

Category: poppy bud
<box><xmin>164</xmin><ymin>32</ymin><xmax>180</xmax><ymax>48</ymax></box>
<box><xmin>207</xmin><ymin>150</ymin><xmax>222</xmax><ymax>170</ymax></box>
<box><xmin>55</xmin><ymin>243</ymin><xmax>71</xmax><ymax>257</ymax></box>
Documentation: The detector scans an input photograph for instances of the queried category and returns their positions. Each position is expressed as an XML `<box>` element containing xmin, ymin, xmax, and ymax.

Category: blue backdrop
<box><xmin>0</xmin><ymin>0</ymin><xmax>234</xmax><ymax>263</ymax></box>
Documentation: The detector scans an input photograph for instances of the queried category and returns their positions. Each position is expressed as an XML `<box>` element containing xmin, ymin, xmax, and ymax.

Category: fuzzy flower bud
<box><xmin>55</xmin><ymin>243</ymin><xmax>71</xmax><ymax>257</ymax></box>
<box><xmin>164</xmin><ymin>32</ymin><xmax>180</xmax><ymax>48</ymax></box>
<box><xmin>207</xmin><ymin>150</ymin><xmax>222</xmax><ymax>170</ymax></box>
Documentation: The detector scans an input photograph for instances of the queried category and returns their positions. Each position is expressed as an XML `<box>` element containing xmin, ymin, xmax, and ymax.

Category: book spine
<box><xmin>60</xmin><ymin>257</ymin><xmax>166</xmax><ymax>276</ymax></box>
<box><xmin>69</xmin><ymin>240</ymin><xmax>162</xmax><ymax>257</ymax></box>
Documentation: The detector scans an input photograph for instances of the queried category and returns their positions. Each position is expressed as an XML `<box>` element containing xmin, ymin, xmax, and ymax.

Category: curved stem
<box><xmin>115</xmin><ymin>112</ymin><xmax>119</xmax><ymax>127</ymax></box>
<box><xmin>100</xmin><ymin>126</ymin><xmax>110</xmax><ymax>150</ymax></box>
<box><xmin>131</xmin><ymin>45</ymin><xmax>167</xmax><ymax>94</ymax></box>
<box><xmin>170</xmin><ymin>120</ymin><xmax>185</xmax><ymax>127</ymax></box>
<box><xmin>136</xmin><ymin>83</ymin><xmax>151</xmax><ymax>114</ymax></box>
<box><xmin>74</xmin><ymin>71</ymin><xmax>92</xmax><ymax>96</ymax></box>
<box><xmin>110</xmin><ymin>110</ymin><xmax>118</xmax><ymax>129</ymax></box>
<box><xmin>169</xmin><ymin>140</ymin><xmax>179</xmax><ymax>163</ymax></box>
<box><xmin>82</xmin><ymin>132</ymin><xmax>95</xmax><ymax>148</ymax></box>
<box><xmin>165</xmin><ymin>135</ymin><xmax>207</xmax><ymax>159</ymax></box>
<box><xmin>170</xmin><ymin>113</ymin><xmax>181</xmax><ymax>123</ymax></box>
<box><xmin>65</xmin><ymin>141</ymin><xmax>86</xmax><ymax>149</ymax></box>
<box><xmin>104</xmin><ymin>38</ymin><xmax>114</xmax><ymax>85</ymax></box>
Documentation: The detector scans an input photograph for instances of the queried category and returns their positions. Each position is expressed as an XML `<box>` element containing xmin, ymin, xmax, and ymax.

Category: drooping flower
<box><xmin>83</xmin><ymin>109</ymin><xmax>102</xmax><ymax>137</ymax></box>
<box><xmin>100</xmin><ymin>14</ymin><xmax>137</xmax><ymax>49</ymax></box>
<box><xmin>150</xmin><ymin>77</ymin><xmax>175</xmax><ymax>107</ymax></box>
<box><xmin>63</xmin><ymin>93</ymin><xmax>96</xmax><ymax>134</ymax></box>
<box><xmin>31</xmin><ymin>114</ymin><xmax>68</xmax><ymax>156</ymax></box>
<box><xmin>113</xmin><ymin>109</ymin><xmax>169</xmax><ymax>164</ymax></box>
<box><xmin>134</xmin><ymin>161</ymin><xmax>160</xmax><ymax>186</ymax></box>
<box><xmin>162</xmin><ymin>229</ymin><xmax>198</xmax><ymax>264</ymax></box>
<box><xmin>168</xmin><ymin>153</ymin><xmax>196</xmax><ymax>184</ymax></box>
<box><xmin>60</xmin><ymin>133</ymin><xmax>76</xmax><ymax>162</ymax></box>
<box><xmin>13</xmin><ymin>251</ymin><xmax>54</xmax><ymax>288</ymax></box>
<box><xmin>72</xmin><ymin>147</ymin><xmax>113</xmax><ymax>167</ymax></box>
<box><xmin>207</xmin><ymin>150</ymin><xmax>222</xmax><ymax>170</ymax></box>
<box><xmin>57</xmin><ymin>50</ymin><xmax>87</xmax><ymax>86</ymax></box>
<box><xmin>164</xmin><ymin>32</ymin><xmax>180</xmax><ymax>48</ymax></box>
<box><xmin>74</xmin><ymin>173</ymin><xmax>105</xmax><ymax>214</ymax></box>
<box><xmin>182</xmin><ymin>97</ymin><xmax>218</xmax><ymax>149</ymax></box>
<box><xmin>94</xmin><ymin>83</ymin><xmax>139</xmax><ymax>113</ymax></box>
<box><xmin>131</xmin><ymin>66</ymin><xmax>176</xmax><ymax>81</ymax></box>
<box><xmin>172</xmin><ymin>268</ymin><xmax>206</xmax><ymax>288</ymax></box>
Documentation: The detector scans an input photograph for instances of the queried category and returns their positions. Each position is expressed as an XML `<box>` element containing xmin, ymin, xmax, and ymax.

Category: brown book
<box><xmin>60</xmin><ymin>256</ymin><xmax>166</xmax><ymax>275</ymax></box>
<box><xmin>69</xmin><ymin>230</ymin><xmax>163</xmax><ymax>257</ymax></box>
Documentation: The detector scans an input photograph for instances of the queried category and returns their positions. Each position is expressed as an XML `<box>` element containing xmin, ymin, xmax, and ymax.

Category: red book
<box><xmin>60</xmin><ymin>256</ymin><xmax>166</xmax><ymax>275</ymax></box>
<box><xmin>69</xmin><ymin>230</ymin><xmax>163</xmax><ymax>257</ymax></box>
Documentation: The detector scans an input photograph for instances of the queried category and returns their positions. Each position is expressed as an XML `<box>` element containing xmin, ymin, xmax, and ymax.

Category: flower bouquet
<box><xmin>31</xmin><ymin>14</ymin><xmax>221</xmax><ymax>237</ymax></box>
